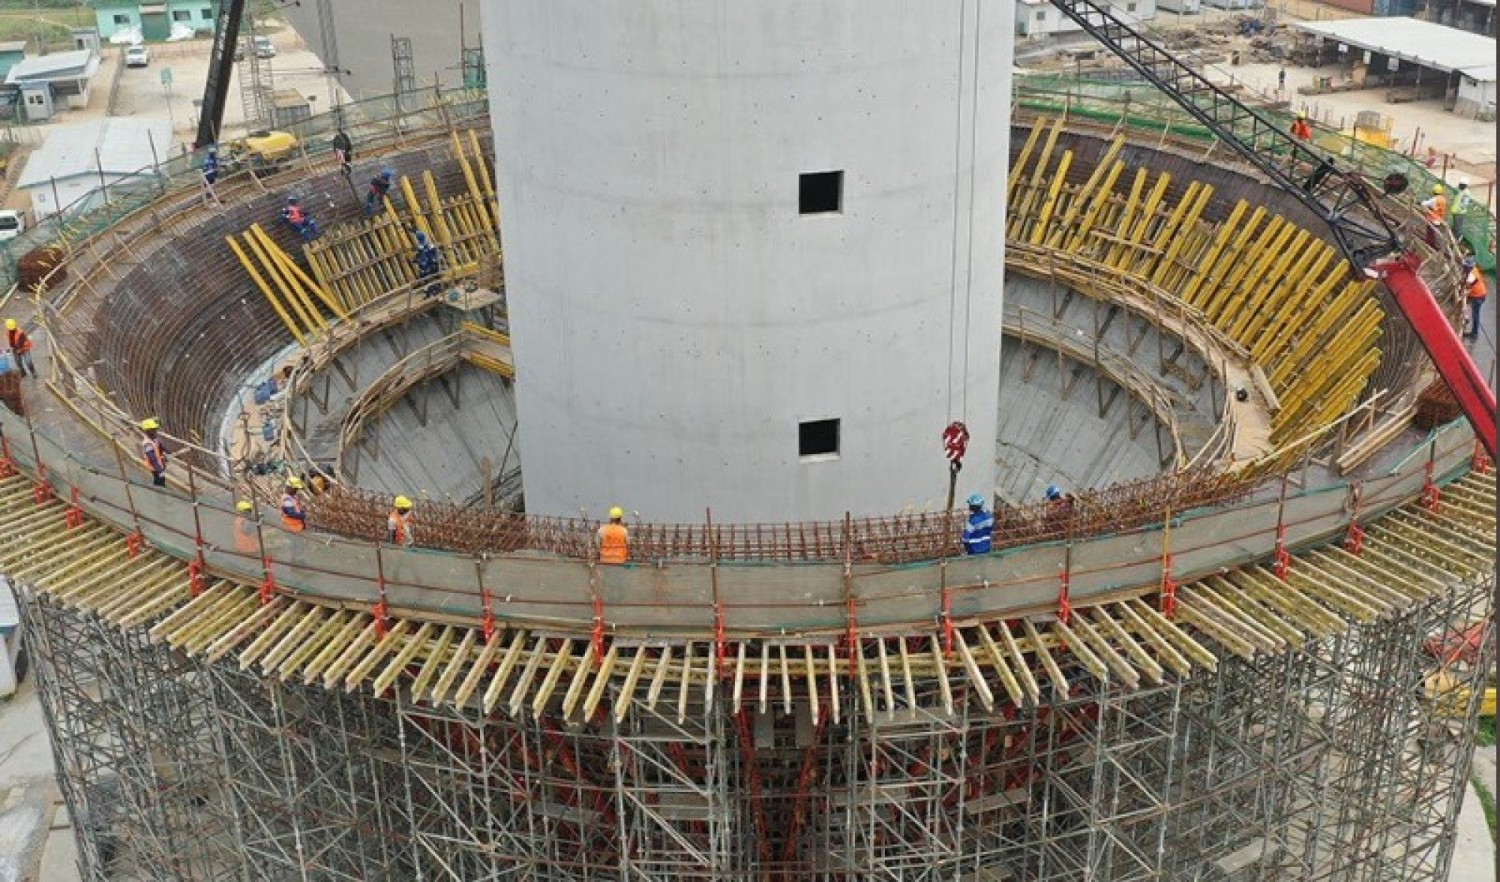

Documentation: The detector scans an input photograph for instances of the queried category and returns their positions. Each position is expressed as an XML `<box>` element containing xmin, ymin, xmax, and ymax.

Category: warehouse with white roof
<box><xmin>15</xmin><ymin>118</ymin><xmax>173</xmax><ymax>219</ymax></box>
<box><xmin>1294</xmin><ymin>17</ymin><xmax>1496</xmax><ymax>118</ymax></box>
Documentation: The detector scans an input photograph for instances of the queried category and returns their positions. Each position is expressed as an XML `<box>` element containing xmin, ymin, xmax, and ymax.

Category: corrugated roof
<box><xmin>4</xmin><ymin>49</ymin><xmax>97</xmax><ymax>84</ymax></box>
<box><xmin>1293</xmin><ymin>17</ymin><xmax>1496</xmax><ymax>82</ymax></box>
<box><xmin>16</xmin><ymin>118</ymin><xmax>173</xmax><ymax>189</ymax></box>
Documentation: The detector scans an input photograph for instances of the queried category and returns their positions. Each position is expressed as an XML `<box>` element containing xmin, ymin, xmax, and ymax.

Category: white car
<box><xmin>0</xmin><ymin>211</ymin><xmax>24</xmax><ymax>242</ymax></box>
<box><xmin>124</xmin><ymin>45</ymin><xmax>150</xmax><ymax>68</ymax></box>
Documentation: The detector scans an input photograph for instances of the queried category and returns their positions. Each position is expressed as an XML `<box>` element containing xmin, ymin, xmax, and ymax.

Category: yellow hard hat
<box><xmin>236</xmin><ymin>500</ymin><xmax>253</xmax><ymax>512</ymax></box>
<box><xmin>394</xmin><ymin>495</ymin><xmax>412</xmax><ymax>510</ymax></box>
<box><xmin>3</xmin><ymin>319</ymin><xmax>14</xmax><ymax>331</ymax></box>
<box><xmin>1433</xmin><ymin>183</ymin><xmax>1445</xmax><ymax>195</ymax></box>
<box><xmin>140</xmin><ymin>417</ymin><xmax>160</xmax><ymax>431</ymax></box>
<box><xmin>1295</xmin><ymin>111</ymin><xmax>1305</xmax><ymax>119</ymax></box>
<box><xmin>286</xmin><ymin>476</ymin><xmax>304</xmax><ymax>490</ymax></box>
<box><xmin>608</xmin><ymin>506</ymin><xmax>624</xmax><ymax>520</ymax></box>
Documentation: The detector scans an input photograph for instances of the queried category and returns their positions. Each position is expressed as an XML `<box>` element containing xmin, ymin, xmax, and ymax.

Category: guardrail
<box><xmin>0</xmin><ymin>395</ymin><xmax>1474</xmax><ymax>634</ymax></box>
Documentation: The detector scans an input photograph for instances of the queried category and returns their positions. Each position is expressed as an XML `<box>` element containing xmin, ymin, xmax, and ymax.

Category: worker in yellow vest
<box><xmin>387</xmin><ymin>495</ymin><xmax>414</xmax><ymax>547</ymax></box>
<box><xmin>598</xmin><ymin>506</ymin><xmax>629</xmax><ymax>564</ymax></box>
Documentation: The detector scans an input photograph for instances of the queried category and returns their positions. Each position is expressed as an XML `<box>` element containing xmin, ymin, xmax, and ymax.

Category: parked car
<box><xmin>124</xmin><ymin>45</ymin><xmax>150</xmax><ymax>68</ymax></box>
<box><xmin>234</xmin><ymin>36</ymin><xmax>276</xmax><ymax>61</ymax></box>
<box><xmin>0</xmin><ymin>210</ymin><xmax>23</xmax><ymax>242</ymax></box>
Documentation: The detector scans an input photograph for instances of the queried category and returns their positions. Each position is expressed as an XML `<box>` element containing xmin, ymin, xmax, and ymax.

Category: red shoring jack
<box><xmin>1344</xmin><ymin>485</ymin><xmax>1365</xmax><ymax>556</ymax></box>
<box><xmin>125</xmin><ymin>531</ymin><xmax>144</xmax><ymax>558</ymax></box>
<box><xmin>186</xmin><ymin>560</ymin><xmax>206</xmax><ymax>597</ymax></box>
<box><xmin>1272</xmin><ymin>522</ymin><xmax>1291</xmax><ymax>581</ymax></box>
<box><xmin>1421</xmin><ymin>457</ymin><xmax>1442</xmax><ymax>512</ymax></box>
<box><xmin>1473</xmin><ymin>438</ymin><xmax>1493</xmax><ymax>475</ymax></box>
<box><xmin>590</xmin><ymin>594</ymin><xmax>605</xmax><ymax>670</ymax></box>
<box><xmin>259</xmin><ymin>559</ymin><xmax>276</xmax><ymax>606</ymax></box>
<box><xmin>845</xmin><ymin>596</ymin><xmax>859</xmax><ymax>660</ymax></box>
<box><xmin>480</xmin><ymin>586</ymin><xmax>496</xmax><ymax>643</ymax></box>
<box><xmin>1057</xmin><ymin>568</ymin><xmax>1072</xmax><ymax>626</ymax></box>
<box><xmin>63</xmin><ymin>486</ymin><xmax>83</xmax><ymax>529</ymax></box>
<box><xmin>373</xmin><ymin>597</ymin><xmax>390</xmax><ymax>639</ymax></box>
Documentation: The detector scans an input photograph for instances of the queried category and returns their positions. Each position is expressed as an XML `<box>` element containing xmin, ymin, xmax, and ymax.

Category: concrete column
<box><xmin>486</xmin><ymin>0</ymin><xmax>1012</xmax><ymax>522</ymax></box>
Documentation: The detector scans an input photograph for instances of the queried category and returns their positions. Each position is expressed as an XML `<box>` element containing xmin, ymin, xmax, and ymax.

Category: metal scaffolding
<box><xmin>22</xmin><ymin>566</ymin><xmax>1492</xmax><ymax>880</ymax></box>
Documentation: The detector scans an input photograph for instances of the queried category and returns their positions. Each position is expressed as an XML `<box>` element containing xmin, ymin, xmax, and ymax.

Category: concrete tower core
<box><xmin>485</xmin><ymin>1</ymin><xmax>1013</xmax><ymax>523</ymax></box>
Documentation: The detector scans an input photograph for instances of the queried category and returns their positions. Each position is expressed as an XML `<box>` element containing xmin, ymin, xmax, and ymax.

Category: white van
<box><xmin>0</xmin><ymin>210</ymin><xmax>24</xmax><ymax>242</ymax></box>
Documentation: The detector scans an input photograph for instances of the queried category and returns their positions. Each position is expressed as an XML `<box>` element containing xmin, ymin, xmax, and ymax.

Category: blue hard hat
<box><xmin>382</xmin><ymin>167</ymin><xmax>394</xmax><ymax>179</ymax></box>
<box><xmin>1463</xmin><ymin>255</ymin><xmax>1477</xmax><ymax>268</ymax></box>
<box><xmin>1045</xmin><ymin>485</ymin><xmax>1062</xmax><ymax>501</ymax></box>
<box><xmin>966</xmin><ymin>493</ymin><xmax>985</xmax><ymax>508</ymax></box>
<box><xmin>414</xmin><ymin>230</ymin><xmax>428</xmax><ymax>244</ymax></box>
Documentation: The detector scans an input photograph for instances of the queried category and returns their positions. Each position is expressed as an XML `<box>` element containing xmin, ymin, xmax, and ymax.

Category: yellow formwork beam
<box><xmin>1100</xmin><ymin>167</ymin><xmax>1147</xmax><ymax>267</ymax></box>
<box><xmin>467</xmin><ymin>128</ymin><xmax>502</xmax><ymax>234</ymax></box>
<box><xmin>243</xmin><ymin>226</ymin><xmax>325</xmax><ymax>335</ymax></box>
<box><xmin>226</xmin><ymin>235</ymin><xmax>307</xmax><ymax>346</ymax></box>
<box><xmin>1228</xmin><ymin>226</ymin><xmax>1310</xmax><ymax>342</ymax></box>
<box><xmin>1249</xmin><ymin>247</ymin><xmax>1337</xmax><ymax>362</ymax></box>
<box><xmin>1029</xmin><ymin>150</ymin><xmax>1073</xmax><ymax>246</ymax></box>
<box><xmin>1045</xmin><ymin>134</ymin><xmax>1123</xmax><ymax>250</ymax></box>
<box><xmin>1167</xmin><ymin>193</ymin><xmax>1235</xmax><ymax>301</ymax></box>
<box><xmin>423</xmin><ymin>171</ymin><xmax>455</xmax><ymax>247</ymax></box>
<box><xmin>1209</xmin><ymin>215</ymin><xmax>1287</xmax><ymax>331</ymax></box>
<box><xmin>254</xmin><ymin>225</ymin><xmax>348</xmax><ymax>322</ymax></box>
<box><xmin>1146</xmin><ymin>180</ymin><xmax>1208</xmax><ymax>289</ymax></box>
<box><xmin>1059</xmin><ymin>160</ymin><xmax>1125</xmax><ymax>254</ymax></box>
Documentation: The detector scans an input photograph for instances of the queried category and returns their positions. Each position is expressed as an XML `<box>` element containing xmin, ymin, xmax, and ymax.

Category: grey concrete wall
<box><xmin>484</xmin><ymin>0</ymin><xmax>1015</xmax><ymax>524</ymax></box>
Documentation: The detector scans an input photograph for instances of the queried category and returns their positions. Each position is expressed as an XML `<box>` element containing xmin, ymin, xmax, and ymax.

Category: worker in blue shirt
<box><xmin>961</xmin><ymin>492</ymin><xmax>994</xmax><ymax>555</ymax></box>
<box><xmin>413</xmin><ymin>230</ymin><xmax>442</xmax><ymax>295</ymax></box>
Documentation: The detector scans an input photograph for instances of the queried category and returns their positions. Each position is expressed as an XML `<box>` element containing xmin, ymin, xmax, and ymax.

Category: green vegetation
<box><xmin>1474</xmin><ymin>774</ymin><xmax>1497</xmax><ymax>843</ymax></box>
<box><xmin>1481</xmin><ymin>716</ymin><xmax>1496</xmax><ymax>747</ymax></box>
<box><xmin>0</xmin><ymin>4</ymin><xmax>92</xmax><ymax>51</ymax></box>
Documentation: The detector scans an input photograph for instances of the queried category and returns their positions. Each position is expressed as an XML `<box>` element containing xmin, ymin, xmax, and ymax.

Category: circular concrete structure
<box><xmin>484</xmin><ymin>0</ymin><xmax>1013</xmax><ymax>523</ymax></box>
<box><xmin>4</xmin><ymin>70</ymin><xmax>1492</xmax><ymax>882</ymax></box>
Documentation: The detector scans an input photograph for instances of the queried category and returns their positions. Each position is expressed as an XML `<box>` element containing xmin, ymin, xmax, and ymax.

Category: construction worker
<box><xmin>5</xmin><ymin>319</ymin><xmax>35</xmax><ymax>378</ymax></box>
<box><xmin>1290</xmin><ymin>112</ymin><xmax>1312</xmax><ymax>141</ymax></box>
<box><xmin>331</xmin><ymin>130</ymin><xmax>353</xmax><ymax>178</ymax></box>
<box><xmin>366</xmin><ymin>168</ymin><xmax>394</xmax><ymax>215</ymax></box>
<box><xmin>1463</xmin><ymin>256</ymin><xmax>1487</xmax><ymax>341</ymax></box>
<box><xmin>961</xmin><ymin>493</ymin><xmax>994</xmax><ymax>555</ymax></box>
<box><xmin>233</xmin><ymin>499</ymin><xmax>260</xmax><ymax>556</ymax></box>
<box><xmin>1420</xmin><ymin>184</ymin><xmax>1448</xmax><ymax>247</ymax></box>
<box><xmin>140</xmin><ymin>418</ymin><xmax>168</xmax><ymax>487</ymax></box>
<box><xmin>1451</xmin><ymin>181</ymin><xmax>1476</xmax><ymax>233</ymax></box>
<box><xmin>202</xmin><ymin>149</ymin><xmax>219</xmax><ymax>186</ymax></box>
<box><xmin>1045</xmin><ymin>485</ymin><xmax>1063</xmax><ymax>502</ymax></box>
<box><xmin>281</xmin><ymin>197</ymin><xmax>319</xmax><ymax>241</ymax></box>
<box><xmin>413</xmin><ymin>230</ymin><xmax>442</xmax><ymax>294</ymax></box>
<box><xmin>280</xmin><ymin>477</ymin><xmax>307</xmax><ymax>532</ymax></box>
<box><xmin>598</xmin><ymin>506</ymin><xmax>629</xmax><ymax>564</ymax></box>
<box><xmin>387</xmin><ymin>495</ymin><xmax>414</xmax><ymax>547</ymax></box>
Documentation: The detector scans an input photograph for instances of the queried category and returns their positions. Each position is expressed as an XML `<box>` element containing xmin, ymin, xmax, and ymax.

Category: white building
<box><xmin>485</xmin><ymin>0</ymin><xmax>1013</xmax><ymax>524</ymax></box>
<box><xmin>17</xmin><ymin>118</ymin><xmax>173</xmax><ymax>219</ymax></box>
<box><xmin>1294</xmin><ymin>18</ymin><xmax>1496</xmax><ymax>120</ymax></box>
<box><xmin>5</xmin><ymin>48</ymin><xmax>100</xmax><ymax>122</ymax></box>
<box><xmin>1017</xmin><ymin>0</ymin><xmax>1156</xmax><ymax>37</ymax></box>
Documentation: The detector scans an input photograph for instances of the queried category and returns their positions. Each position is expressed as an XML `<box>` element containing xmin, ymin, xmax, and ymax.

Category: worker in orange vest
<box><xmin>1290</xmin><ymin>112</ymin><xmax>1311</xmax><ymax>141</ymax></box>
<box><xmin>1421</xmin><ymin>184</ymin><xmax>1448</xmax><ymax>246</ymax></box>
<box><xmin>4</xmin><ymin>319</ymin><xmax>35</xmax><ymax>378</ymax></box>
<box><xmin>387</xmin><ymin>495</ymin><xmax>414</xmax><ymax>547</ymax></box>
<box><xmin>140</xmin><ymin>418</ymin><xmax>168</xmax><ymax>487</ymax></box>
<box><xmin>280</xmin><ymin>477</ymin><xmax>307</xmax><ymax>532</ymax></box>
<box><xmin>1463</xmin><ymin>256</ymin><xmax>1487</xmax><ymax>342</ymax></box>
<box><xmin>598</xmin><ymin>506</ymin><xmax>629</xmax><ymax>564</ymax></box>
<box><xmin>234</xmin><ymin>499</ymin><xmax>260</xmax><ymax>556</ymax></box>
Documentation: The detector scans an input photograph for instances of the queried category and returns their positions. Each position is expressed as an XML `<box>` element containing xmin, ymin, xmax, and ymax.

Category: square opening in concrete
<box><xmin>799</xmin><ymin>418</ymin><xmax>840</xmax><ymax>459</ymax></box>
<box><xmin>799</xmin><ymin>171</ymin><xmax>843</xmax><ymax>215</ymax></box>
